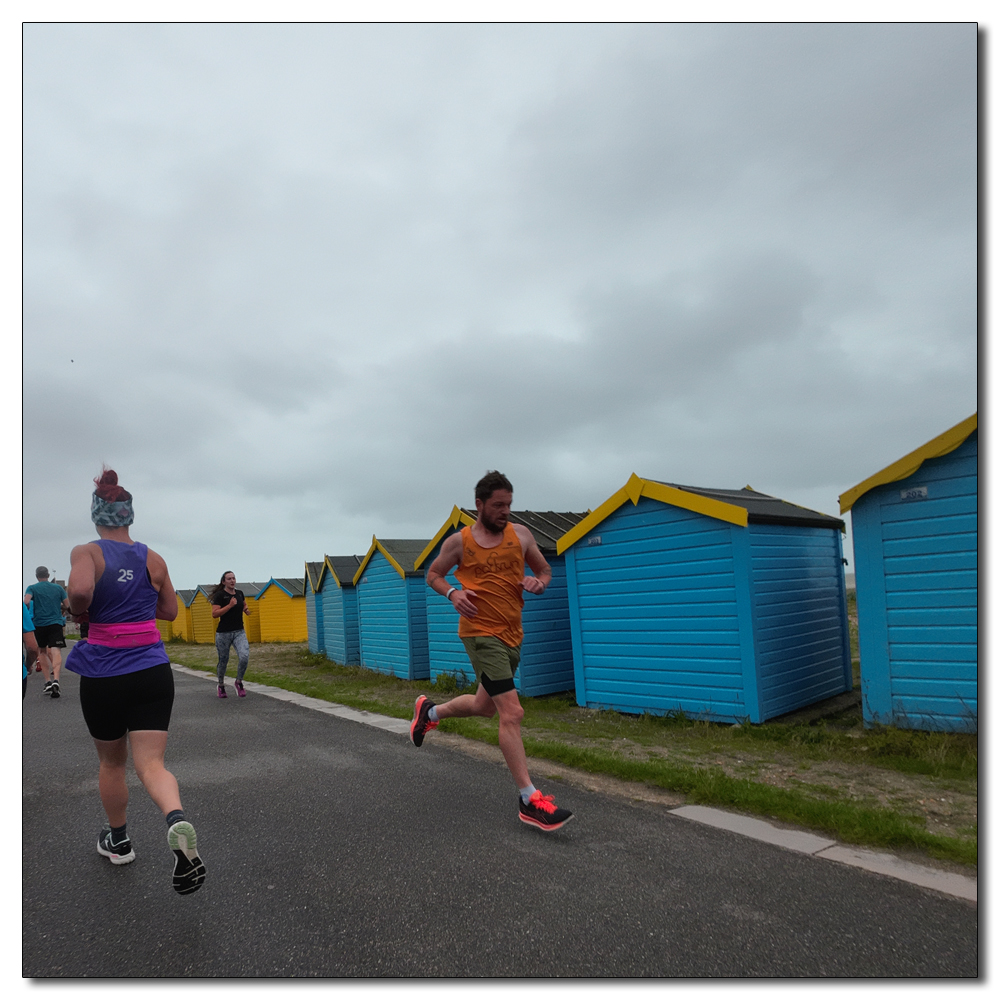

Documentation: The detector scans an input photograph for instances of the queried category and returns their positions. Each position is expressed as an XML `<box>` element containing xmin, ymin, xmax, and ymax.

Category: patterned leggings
<box><xmin>215</xmin><ymin>630</ymin><xmax>250</xmax><ymax>684</ymax></box>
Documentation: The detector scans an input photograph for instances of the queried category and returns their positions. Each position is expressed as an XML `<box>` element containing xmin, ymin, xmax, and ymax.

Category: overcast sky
<box><xmin>21</xmin><ymin>21</ymin><xmax>977</xmax><ymax>592</ymax></box>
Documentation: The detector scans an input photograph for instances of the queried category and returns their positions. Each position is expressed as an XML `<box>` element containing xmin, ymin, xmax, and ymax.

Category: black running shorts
<box><xmin>79</xmin><ymin>662</ymin><xmax>174</xmax><ymax>741</ymax></box>
<box><xmin>34</xmin><ymin>623</ymin><xmax>65</xmax><ymax>648</ymax></box>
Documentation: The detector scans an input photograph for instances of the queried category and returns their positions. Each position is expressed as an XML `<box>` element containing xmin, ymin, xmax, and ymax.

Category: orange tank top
<box><xmin>455</xmin><ymin>523</ymin><xmax>525</xmax><ymax>647</ymax></box>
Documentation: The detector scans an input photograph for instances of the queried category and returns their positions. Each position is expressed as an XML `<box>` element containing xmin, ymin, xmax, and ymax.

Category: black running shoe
<box><xmin>518</xmin><ymin>790</ymin><xmax>574</xmax><ymax>832</ymax></box>
<box><xmin>410</xmin><ymin>695</ymin><xmax>438</xmax><ymax>747</ymax></box>
<box><xmin>42</xmin><ymin>680</ymin><xmax>53</xmax><ymax>696</ymax></box>
<box><xmin>167</xmin><ymin>821</ymin><xmax>206</xmax><ymax>895</ymax></box>
<box><xmin>49</xmin><ymin>681</ymin><xmax>60</xmax><ymax>699</ymax></box>
<box><xmin>97</xmin><ymin>827</ymin><xmax>136</xmax><ymax>865</ymax></box>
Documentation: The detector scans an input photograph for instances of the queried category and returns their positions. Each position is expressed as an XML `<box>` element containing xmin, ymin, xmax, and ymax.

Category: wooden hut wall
<box><xmin>320</xmin><ymin>575</ymin><xmax>360</xmax><ymax>665</ymax></box>
<box><xmin>191</xmin><ymin>589</ymin><xmax>219</xmax><ymax>644</ymax></box>
<box><xmin>356</xmin><ymin>549</ymin><xmax>429</xmax><ymax>681</ymax></box>
<box><xmin>155</xmin><ymin>618</ymin><xmax>172</xmax><ymax>642</ymax></box>
<box><xmin>566</xmin><ymin>499</ymin><xmax>750</xmax><ymax>721</ymax></box>
<box><xmin>424</xmin><ymin>548</ymin><xmax>470</xmax><ymax>686</ymax></box>
<box><xmin>257</xmin><ymin>582</ymin><xmax>308</xmax><ymax>642</ymax></box>
<box><xmin>746</xmin><ymin>522</ymin><xmax>853</xmax><ymax>719</ymax></box>
<box><xmin>238</xmin><ymin>583</ymin><xmax>264</xmax><ymax>643</ymax></box>
<box><xmin>519</xmin><ymin>557</ymin><xmax>576</xmax><ymax>696</ymax></box>
<box><xmin>306</xmin><ymin>567</ymin><xmax>325</xmax><ymax>655</ymax></box>
<box><xmin>243</xmin><ymin>595</ymin><xmax>262</xmax><ymax>643</ymax></box>
<box><xmin>564</xmin><ymin>493</ymin><xmax>851</xmax><ymax>724</ymax></box>
<box><xmin>174</xmin><ymin>591</ymin><xmax>196</xmax><ymax>641</ymax></box>
<box><xmin>849</xmin><ymin>429</ymin><xmax>977</xmax><ymax>732</ymax></box>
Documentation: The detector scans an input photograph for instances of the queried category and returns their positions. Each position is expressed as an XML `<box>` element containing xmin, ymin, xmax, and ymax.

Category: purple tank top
<box><xmin>65</xmin><ymin>539</ymin><xmax>168</xmax><ymax>678</ymax></box>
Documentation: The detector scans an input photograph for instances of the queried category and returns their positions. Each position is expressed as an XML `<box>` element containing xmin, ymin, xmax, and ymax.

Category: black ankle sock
<box><xmin>110</xmin><ymin>823</ymin><xmax>128</xmax><ymax>842</ymax></box>
<box><xmin>165</xmin><ymin>810</ymin><xmax>185</xmax><ymax>827</ymax></box>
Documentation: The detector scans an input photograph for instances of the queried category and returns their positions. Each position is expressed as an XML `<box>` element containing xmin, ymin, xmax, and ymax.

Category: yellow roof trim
<box><xmin>640</xmin><ymin>481</ymin><xmax>749</xmax><ymax>527</ymax></box>
<box><xmin>352</xmin><ymin>536</ymin><xmax>407</xmax><ymax>584</ymax></box>
<box><xmin>304</xmin><ymin>561</ymin><xmax>323</xmax><ymax>593</ymax></box>
<box><xmin>352</xmin><ymin>537</ymin><xmax>380</xmax><ymax>585</ymax></box>
<box><xmin>555</xmin><ymin>475</ymin><xmax>748</xmax><ymax>555</ymax></box>
<box><xmin>414</xmin><ymin>506</ymin><xmax>477</xmax><ymax>570</ymax></box>
<box><xmin>839</xmin><ymin>413</ymin><xmax>977</xmax><ymax>514</ymax></box>
<box><xmin>556</xmin><ymin>485</ymin><xmax>632</xmax><ymax>555</ymax></box>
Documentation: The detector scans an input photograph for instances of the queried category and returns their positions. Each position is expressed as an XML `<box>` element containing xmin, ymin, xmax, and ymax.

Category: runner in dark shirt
<box><xmin>210</xmin><ymin>571</ymin><xmax>252</xmax><ymax>699</ymax></box>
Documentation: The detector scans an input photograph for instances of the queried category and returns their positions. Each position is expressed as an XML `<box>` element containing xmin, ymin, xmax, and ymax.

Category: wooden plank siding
<box><xmin>850</xmin><ymin>430</ymin><xmax>977</xmax><ymax>731</ymax></box>
<box><xmin>191</xmin><ymin>588</ymin><xmax>219</xmax><ymax>644</ymax></box>
<box><xmin>565</xmin><ymin>484</ymin><xmax>851</xmax><ymax>724</ymax></box>
<box><xmin>567</xmin><ymin>500</ymin><xmax>749</xmax><ymax>721</ymax></box>
<box><xmin>256</xmin><ymin>579</ymin><xmax>308</xmax><ymax>643</ymax></box>
<box><xmin>305</xmin><ymin>563</ymin><xmax>325</xmax><ymax>655</ymax></box>
<box><xmin>747</xmin><ymin>523</ymin><xmax>853</xmax><ymax>718</ymax></box>
<box><xmin>242</xmin><ymin>591</ymin><xmax>263</xmax><ymax>643</ymax></box>
<box><xmin>356</xmin><ymin>548</ymin><xmax>430</xmax><ymax>681</ymax></box>
<box><xmin>173</xmin><ymin>591</ymin><xmax>197</xmax><ymax>641</ymax></box>
<box><xmin>425</xmin><ymin>563</ymin><xmax>469</xmax><ymax>685</ymax></box>
<box><xmin>321</xmin><ymin>580</ymin><xmax>360</xmax><ymax>665</ymax></box>
<box><xmin>518</xmin><ymin>558</ymin><xmax>576</xmax><ymax>696</ymax></box>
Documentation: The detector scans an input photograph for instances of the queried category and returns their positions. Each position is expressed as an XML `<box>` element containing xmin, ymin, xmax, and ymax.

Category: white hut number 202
<box><xmin>117</xmin><ymin>569</ymin><xmax>134</xmax><ymax>583</ymax></box>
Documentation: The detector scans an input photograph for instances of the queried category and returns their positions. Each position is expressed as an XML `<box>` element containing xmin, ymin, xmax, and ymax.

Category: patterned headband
<box><xmin>91</xmin><ymin>493</ymin><xmax>134</xmax><ymax>527</ymax></box>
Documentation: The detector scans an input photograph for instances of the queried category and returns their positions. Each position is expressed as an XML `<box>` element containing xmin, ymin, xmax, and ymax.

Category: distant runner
<box><xmin>210</xmin><ymin>572</ymin><xmax>252</xmax><ymax>698</ymax></box>
<box><xmin>412</xmin><ymin>470</ymin><xmax>574</xmax><ymax>831</ymax></box>
<box><xmin>24</xmin><ymin>567</ymin><xmax>69</xmax><ymax>698</ymax></box>
<box><xmin>23</xmin><ymin>603</ymin><xmax>38</xmax><ymax>700</ymax></box>
<box><xmin>65</xmin><ymin>468</ymin><xmax>206</xmax><ymax>895</ymax></box>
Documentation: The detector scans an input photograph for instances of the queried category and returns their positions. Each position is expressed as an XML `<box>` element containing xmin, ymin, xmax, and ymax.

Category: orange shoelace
<box><xmin>424</xmin><ymin>717</ymin><xmax>439</xmax><ymax>731</ymax></box>
<box><xmin>529</xmin><ymin>791</ymin><xmax>557</xmax><ymax>813</ymax></box>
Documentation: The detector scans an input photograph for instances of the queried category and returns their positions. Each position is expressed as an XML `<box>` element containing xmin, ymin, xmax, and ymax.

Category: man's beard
<box><xmin>480</xmin><ymin>512</ymin><xmax>507</xmax><ymax>535</ymax></box>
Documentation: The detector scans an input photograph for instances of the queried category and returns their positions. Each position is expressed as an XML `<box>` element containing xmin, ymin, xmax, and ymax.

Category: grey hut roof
<box><xmin>377</xmin><ymin>539</ymin><xmax>432</xmax><ymax>577</ymax></box>
<box><xmin>267</xmin><ymin>578</ymin><xmax>306</xmax><ymax>597</ymax></box>
<box><xmin>458</xmin><ymin>509</ymin><xmax>589</xmax><ymax>553</ymax></box>
<box><xmin>196</xmin><ymin>582</ymin><xmax>262</xmax><ymax>601</ymax></box>
<box><xmin>325</xmin><ymin>554</ymin><xmax>364</xmax><ymax>587</ymax></box>
<box><xmin>653</xmin><ymin>482</ymin><xmax>845</xmax><ymax>530</ymax></box>
<box><xmin>176</xmin><ymin>589</ymin><xmax>198</xmax><ymax>607</ymax></box>
<box><xmin>304</xmin><ymin>561</ymin><xmax>325</xmax><ymax>593</ymax></box>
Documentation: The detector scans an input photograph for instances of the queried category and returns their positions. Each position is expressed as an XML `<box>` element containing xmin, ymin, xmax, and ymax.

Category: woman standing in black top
<box><xmin>210</xmin><ymin>571</ymin><xmax>252</xmax><ymax>698</ymax></box>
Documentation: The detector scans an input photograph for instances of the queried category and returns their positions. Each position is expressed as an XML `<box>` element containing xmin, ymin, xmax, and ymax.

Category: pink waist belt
<box><xmin>87</xmin><ymin>620</ymin><xmax>161</xmax><ymax>648</ymax></box>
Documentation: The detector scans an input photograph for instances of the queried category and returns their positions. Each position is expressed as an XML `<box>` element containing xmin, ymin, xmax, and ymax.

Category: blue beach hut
<box><xmin>305</xmin><ymin>561</ymin><xmax>326</xmax><ymax>654</ymax></box>
<box><xmin>839</xmin><ymin>413</ymin><xmax>977</xmax><ymax>733</ymax></box>
<box><xmin>558</xmin><ymin>474</ymin><xmax>852</xmax><ymax>724</ymax></box>
<box><xmin>414</xmin><ymin>506</ymin><xmax>587</xmax><ymax>696</ymax></box>
<box><xmin>319</xmin><ymin>554</ymin><xmax>363</xmax><ymax>666</ymax></box>
<box><xmin>353</xmin><ymin>537</ymin><xmax>431</xmax><ymax>681</ymax></box>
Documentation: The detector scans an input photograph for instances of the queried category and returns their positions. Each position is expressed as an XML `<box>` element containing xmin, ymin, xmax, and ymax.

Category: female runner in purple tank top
<box><xmin>65</xmin><ymin>468</ymin><xmax>205</xmax><ymax>895</ymax></box>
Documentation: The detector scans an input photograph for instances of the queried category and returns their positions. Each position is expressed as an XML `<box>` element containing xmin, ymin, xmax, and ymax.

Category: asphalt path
<box><xmin>23</xmin><ymin>661</ymin><xmax>978</xmax><ymax>978</ymax></box>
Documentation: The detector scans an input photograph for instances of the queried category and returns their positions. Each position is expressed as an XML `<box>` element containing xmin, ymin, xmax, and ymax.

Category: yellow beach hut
<box><xmin>239</xmin><ymin>582</ymin><xmax>266</xmax><ymax>643</ymax></box>
<box><xmin>173</xmin><ymin>590</ymin><xmax>197</xmax><ymax>641</ymax></box>
<box><xmin>191</xmin><ymin>585</ymin><xmax>220</xmax><ymax>644</ymax></box>
<box><xmin>256</xmin><ymin>578</ymin><xmax>309</xmax><ymax>642</ymax></box>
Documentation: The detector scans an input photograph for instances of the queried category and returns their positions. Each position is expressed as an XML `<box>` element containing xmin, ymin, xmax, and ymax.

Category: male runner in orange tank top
<box><xmin>411</xmin><ymin>471</ymin><xmax>573</xmax><ymax>831</ymax></box>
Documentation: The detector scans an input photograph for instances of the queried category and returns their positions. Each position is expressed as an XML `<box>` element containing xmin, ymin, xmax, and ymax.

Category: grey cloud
<box><xmin>22</xmin><ymin>24</ymin><xmax>976</xmax><ymax>587</ymax></box>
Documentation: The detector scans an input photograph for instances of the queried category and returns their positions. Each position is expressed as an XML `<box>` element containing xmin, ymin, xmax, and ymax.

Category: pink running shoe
<box><xmin>235</xmin><ymin>680</ymin><xmax>246</xmax><ymax>698</ymax></box>
<box><xmin>217</xmin><ymin>684</ymin><xmax>227</xmax><ymax>699</ymax></box>
<box><xmin>410</xmin><ymin>695</ymin><xmax>438</xmax><ymax>746</ymax></box>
